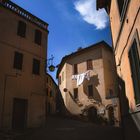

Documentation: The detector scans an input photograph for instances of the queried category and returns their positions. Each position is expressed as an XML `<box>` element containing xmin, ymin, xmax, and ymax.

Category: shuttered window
<box><xmin>34</xmin><ymin>29</ymin><xmax>42</xmax><ymax>45</ymax></box>
<box><xmin>13</xmin><ymin>52</ymin><xmax>23</xmax><ymax>70</ymax></box>
<box><xmin>59</xmin><ymin>76</ymin><xmax>61</xmax><ymax>85</ymax></box>
<box><xmin>32</xmin><ymin>59</ymin><xmax>40</xmax><ymax>75</ymax></box>
<box><xmin>117</xmin><ymin>0</ymin><xmax>125</xmax><ymax>16</ymax></box>
<box><xmin>17</xmin><ymin>21</ymin><xmax>26</xmax><ymax>37</ymax></box>
<box><xmin>88</xmin><ymin>85</ymin><xmax>93</xmax><ymax>97</ymax></box>
<box><xmin>117</xmin><ymin>0</ymin><xmax>129</xmax><ymax>19</ymax></box>
<box><xmin>74</xmin><ymin>88</ymin><xmax>78</xmax><ymax>99</ymax></box>
<box><xmin>87</xmin><ymin>59</ymin><xmax>93</xmax><ymax>70</ymax></box>
<box><xmin>129</xmin><ymin>39</ymin><xmax>140</xmax><ymax>105</ymax></box>
<box><xmin>73</xmin><ymin>64</ymin><xmax>78</xmax><ymax>74</ymax></box>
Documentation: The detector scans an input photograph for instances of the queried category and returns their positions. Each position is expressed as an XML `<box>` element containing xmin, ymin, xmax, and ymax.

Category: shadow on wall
<box><xmin>83</xmin><ymin>74</ymin><xmax>102</xmax><ymax>102</ymax></box>
<box><xmin>55</xmin><ymin>88</ymin><xmax>69</xmax><ymax>116</ymax></box>
<box><xmin>66</xmin><ymin>75</ymin><xmax>102</xmax><ymax>108</ymax></box>
<box><xmin>118</xmin><ymin>76</ymin><xmax>140</xmax><ymax>140</ymax></box>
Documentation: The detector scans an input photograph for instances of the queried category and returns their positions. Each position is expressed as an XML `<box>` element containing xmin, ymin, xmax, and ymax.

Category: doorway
<box><xmin>88</xmin><ymin>107</ymin><xmax>98</xmax><ymax>122</ymax></box>
<box><xmin>12</xmin><ymin>98</ymin><xmax>28</xmax><ymax>129</ymax></box>
<box><xmin>108</xmin><ymin>106</ymin><xmax>115</xmax><ymax>125</ymax></box>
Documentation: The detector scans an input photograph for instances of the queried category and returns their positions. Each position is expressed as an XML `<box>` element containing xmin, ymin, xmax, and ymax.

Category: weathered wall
<box><xmin>109</xmin><ymin>0</ymin><xmax>140</xmax><ymax>129</ymax></box>
<box><xmin>0</xmin><ymin>5</ymin><xmax>48</xmax><ymax>128</ymax></box>
<box><xmin>58</xmin><ymin>44</ymin><xmax>120</xmax><ymax>126</ymax></box>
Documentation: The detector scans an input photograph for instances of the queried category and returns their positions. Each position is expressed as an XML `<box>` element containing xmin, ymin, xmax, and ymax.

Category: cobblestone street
<box><xmin>12</xmin><ymin>117</ymin><xmax>123</xmax><ymax>140</ymax></box>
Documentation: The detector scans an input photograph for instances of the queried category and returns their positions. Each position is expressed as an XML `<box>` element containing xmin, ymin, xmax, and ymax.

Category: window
<box><xmin>46</xmin><ymin>77</ymin><xmax>48</xmax><ymax>83</ymax></box>
<box><xmin>117</xmin><ymin>0</ymin><xmax>129</xmax><ymax>19</ymax></box>
<box><xmin>50</xmin><ymin>90</ymin><xmax>53</xmax><ymax>97</ymax></box>
<box><xmin>59</xmin><ymin>76</ymin><xmax>61</xmax><ymax>85</ymax></box>
<box><xmin>88</xmin><ymin>85</ymin><xmax>93</xmax><ymax>97</ymax></box>
<box><xmin>87</xmin><ymin>59</ymin><xmax>93</xmax><ymax>70</ymax></box>
<box><xmin>32</xmin><ymin>59</ymin><xmax>40</xmax><ymax>75</ymax></box>
<box><xmin>74</xmin><ymin>88</ymin><xmax>78</xmax><ymax>100</ymax></box>
<box><xmin>46</xmin><ymin>88</ymin><xmax>49</xmax><ymax>96</ymax></box>
<box><xmin>62</xmin><ymin>72</ymin><xmax>64</xmax><ymax>81</ymax></box>
<box><xmin>17</xmin><ymin>21</ymin><xmax>26</xmax><ymax>37</ymax></box>
<box><xmin>129</xmin><ymin>39</ymin><xmax>140</xmax><ymax>105</ymax></box>
<box><xmin>73</xmin><ymin>64</ymin><xmax>78</xmax><ymax>74</ymax></box>
<box><xmin>34</xmin><ymin>29</ymin><xmax>42</xmax><ymax>45</ymax></box>
<box><xmin>106</xmin><ymin>89</ymin><xmax>114</xmax><ymax>99</ymax></box>
<box><xmin>13</xmin><ymin>52</ymin><xmax>23</xmax><ymax>70</ymax></box>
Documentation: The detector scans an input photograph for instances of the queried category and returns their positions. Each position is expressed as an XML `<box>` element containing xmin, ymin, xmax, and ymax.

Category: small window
<box><xmin>88</xmin><ymin>85</ymin><xmax>93</xmax><ymax>97</ymax></box>
<box><xmin>87</xmin><ymin>59</ymin><xmax>93</xmax><ymax>70</ymax></box>
<box><xmin>129</xmin><ymin>39</ymin><xmax>140</xmax><ymax>105</ymax></box>
<box><xmin>50</xmin><ymin>90</ymin><xmax>53</xmax><ymax>97</ymax></box>
<box><xmin>34</xmin><ymin>29</ymin><xmax>42</xmax><ymax>45</ymax></box>
<box><xmin>17</xmin><ymin>21</ymin><xmax>26</xmax><ymax>37</ymax></box>
<box><xmin>46</xmin><ymin>77</ymin><xmax>48</xmax><ymax>83</ymax></box>
<box><xmin>59</xmin><ymin>76</ymin><xmax>61</xmax><ymax>85</ymax></box>
<box><xmin>46</xmin><ymin>88</ymin><xmax>49</xmax><ymax>96</ymax></box>
<box><xmin>73</xmin><ymin>64</ymin><xmax>78</xmax><ymax>75</ymax></box>
<box><xmin>107</xmin><ymin>89</ymin><xmax>114</xmax><ymax>98</ymax></box>
<box><xmin>62</xmin><ymin>72</ymin><xmax>64</xmax><ymax>81</ymax></box>
<box><xmin>32</xmin><ymin>58</ymin><xmax>40</xmax><ymax>75</ymax></box>
<box><xmin>74</xmin><ymin>88</ymin><xmax>78</xmax><ymax>100</ymax></box>
<box><xmin>13</xmin><ymin>51</ymin><xmax>23</xmax><ymax>70</ymax></box>
<box><xmin>117</xmin><ymin>0</ymin><xmax>129</xmax><ymax>19</ymax></box>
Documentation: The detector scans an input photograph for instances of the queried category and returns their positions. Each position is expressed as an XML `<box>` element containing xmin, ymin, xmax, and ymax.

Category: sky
<box><xmin>11</xmin><ymin>0</ymin><xmax>112</xmax><ymax>82</ymax></box>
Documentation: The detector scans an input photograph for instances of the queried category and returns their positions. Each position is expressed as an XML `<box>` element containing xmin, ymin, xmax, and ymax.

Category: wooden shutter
<box><xmin>87</xmin><ymin>59</ymin><xmax>93</xmax><ymax>70</ymax></box>
<box><xmin>73</xmin><ymin>64</ymin><xmax>78</xmax><ymax>74</ymax></box>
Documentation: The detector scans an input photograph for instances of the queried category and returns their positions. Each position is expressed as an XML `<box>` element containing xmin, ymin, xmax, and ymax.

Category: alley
<box><xmin>13</xmin><ymin>117</ymin><xmax>123</xmax><ymax>140</ymax></box>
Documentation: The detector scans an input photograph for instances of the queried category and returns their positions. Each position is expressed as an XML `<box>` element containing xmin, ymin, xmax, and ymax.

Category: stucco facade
<box><xmin>57</xmin><ymin>41</ymin><xmax>120</xmax><ymax>126</ymax></box>
<box><xmin>45</xmin><ymin>73</ymin><xmax>58</xmax><ymax>115</ymax></box>
<box><xmin>97</xmin><ymin>0</ymin><xmax>140</xmax><ymax>130</ymax></box>
<box><xmin>0</xmin><ymin>1</ymin><xmax>48</xmax><ymax>129</ymax></box>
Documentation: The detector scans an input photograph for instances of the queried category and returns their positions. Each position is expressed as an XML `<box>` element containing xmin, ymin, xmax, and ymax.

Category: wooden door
<box><xmin>12</xmin><ymin>98</ymin><xmax>28</xmax><ymax>129</ymax></box>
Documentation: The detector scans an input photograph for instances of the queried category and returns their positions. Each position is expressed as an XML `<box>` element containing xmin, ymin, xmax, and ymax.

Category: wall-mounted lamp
<box><xmin>46</xmin><ymin>55</ymin><xmax>56</xmax><ymax>72</ymax></box>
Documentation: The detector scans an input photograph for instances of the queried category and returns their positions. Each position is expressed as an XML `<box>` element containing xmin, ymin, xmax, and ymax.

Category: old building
<box><xmin>0</xmin><ymin>1</ymin><xmax>48</xmax><ymax>129</ymax></box>
<box><xmin>57</xmin><ymin>41</ymin><xmax>120</xmax><ymax>126</ymax></box>
<box><xmin>45</xmin><ymin>73</ymin><xmax>58</xmax><ymax>116</ymax></box>
<box><xmin>97</xmin><ymin>0</ymin><xmax>140</xmax><ymax>131</ymax></box>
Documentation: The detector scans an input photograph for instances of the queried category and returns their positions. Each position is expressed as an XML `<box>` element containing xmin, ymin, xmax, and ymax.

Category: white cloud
<box><xmin>74</xmin><ymin>0</ymin><xmax>109</xmax><ymax>29</ymax></box>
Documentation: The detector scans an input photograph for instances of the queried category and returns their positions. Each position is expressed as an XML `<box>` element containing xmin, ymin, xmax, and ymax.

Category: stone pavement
<box><xmin>1</xmin><ymin>116</ymin><xmax>140</xmax><ymax>140</ymax></box>
<box><xmin>12</xmin><ymin>116</ymin><xmax>124</xmax><ymax>140</ymax></box>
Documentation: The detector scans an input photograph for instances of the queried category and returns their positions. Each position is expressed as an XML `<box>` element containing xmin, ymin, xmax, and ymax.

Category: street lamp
<box><xmin>46</xmin><ymin>55</ymin><xmax>56</xmax><ymax>72</ymax></box>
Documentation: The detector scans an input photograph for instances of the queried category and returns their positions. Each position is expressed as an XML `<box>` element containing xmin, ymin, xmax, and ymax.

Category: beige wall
<box><xmin>110</xmin><ymin>0</ymin><xmax>140</xmax><ymax>109</ymax></box>
<box><xmin>0</xmin><ymin>6</ymin><xmax>48</xmax><ymax>128</ymax></box>
<box><xmin>58</xmin><ymin>45</ymin><xmax>120</xmax><ymax>126</ymax></box>
<box><xmin>46</xmin><ymin>74</ymin><xmax>58</xmax><ymax>115</ymax></box>
<box><xmin>109</xmin><ymin>0</ymin><xmax>140</xmax><ymax>129</ymax></box>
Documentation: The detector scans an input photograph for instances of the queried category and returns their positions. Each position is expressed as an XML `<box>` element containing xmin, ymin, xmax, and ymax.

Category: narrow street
<box><xmin>14</xmin><ymin>116</ymin><xmax>123</xmax><ymax>140</ymax></box>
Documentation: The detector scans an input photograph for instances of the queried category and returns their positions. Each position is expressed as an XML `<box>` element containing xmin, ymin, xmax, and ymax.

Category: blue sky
<box><xmin>11</xmin><ymin>0</ymin><xmax>112</xmax><ymax>81</ymax></box>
